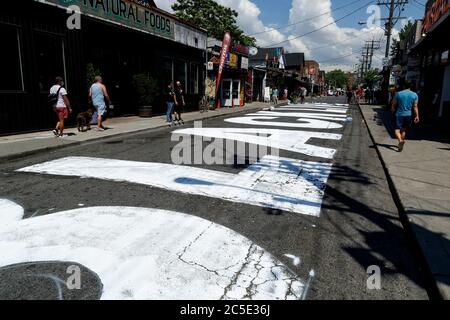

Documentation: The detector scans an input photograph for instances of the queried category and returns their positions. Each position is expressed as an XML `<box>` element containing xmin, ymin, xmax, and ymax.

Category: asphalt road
<box><xmin>0</xmin><ymin>97</ymin><xmax>429</xmax><ymax>300</ymax></box>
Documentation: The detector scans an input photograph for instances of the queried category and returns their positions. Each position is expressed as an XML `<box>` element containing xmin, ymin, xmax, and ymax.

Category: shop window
<box><xmin>175</xmin><ymin>60</ymin><xmax>187</xmax><ymax>92</ymax></box>
<box><xmin>161</xmin><ymin>57</ymin><xmax>173</xmax><ymax>88</ymax></box>
<box><xmin>34</xmin><ymin>32</ymin><xmax>66</xmax><ymax>93</ymax></box>
<box><xmin>0</xmin><ymin>24</ymin><xmax>24</xmax><ymax>91</ymax></box>
<box><xmin>190</xmin><ymin>63</ymin><xmax>199</xmax><ymax>94</ymax></box>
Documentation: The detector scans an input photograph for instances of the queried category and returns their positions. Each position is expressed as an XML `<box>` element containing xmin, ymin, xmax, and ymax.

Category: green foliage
<box><xmin>86</xmin><ymin>63</ymin><xmax>101</xmax><ymax>91</ymax></box>
<box><xmin>325</xmin><ymin>69</ymin><xmax>349</xmax><ymax>89</ymax></box>
<box><xmin>132</xmin><ymin>73</ymin><xmax>159</xmax><ymax>106</ymax></box>
<box><xmin>390</xmin><ymin>21</ymin><xmax>414</xmax><ymax>58</ymax></box>
<box><xmin>363</xmin><ymin>69</ymin><xmax>381</xmax><ymax>87</ymax></box>
<box><xmin>171</xmin><ymin>0</ymin><xmax>257</xmax><ymax>46</ymax></box>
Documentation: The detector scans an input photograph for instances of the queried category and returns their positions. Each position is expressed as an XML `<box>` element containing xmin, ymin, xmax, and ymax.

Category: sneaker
<box><xmin>52</xmin><ymin>129</ymin><xmax>59</xmax><ymax>136</ymax></box>
<box><xmin>168</xmin><ymin>122</ymin><xmax>173</xmax><ymax>127</ymax></box>
<box><xmin>398</xmin><ymin>141</ymin><xmax>405</xmax><ymax>152</ymax></box>
<box><xmin>96</xmin><ymin>127</ymin><xmax>105</xmax><ymax>132</ymax></box>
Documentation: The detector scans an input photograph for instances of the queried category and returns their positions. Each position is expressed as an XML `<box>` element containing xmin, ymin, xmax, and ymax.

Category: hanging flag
<box><xmin>216</xmin><ymin>32</ymin><xmax>232</xmax><ymax>109</ymax></box>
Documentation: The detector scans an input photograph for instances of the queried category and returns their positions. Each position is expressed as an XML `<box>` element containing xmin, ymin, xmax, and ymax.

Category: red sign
<box><xmin>216</xmin><ymin>32</ymin><xmax>231</xmax><ymax>108</ymax></box>
<box><xmin>232</xmin><ymin>44</ymin><xmax>249</xmax><ymax>56</ymax></box>
<box><xmin>423</xmin><ymin>0</ymin><xmax>450</xmax><ymax>34</ymax></box>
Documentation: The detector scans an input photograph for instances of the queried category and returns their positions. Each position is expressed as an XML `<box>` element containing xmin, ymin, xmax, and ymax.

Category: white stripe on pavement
<box><xmin>17</xmin><ymin>155</ymin><xmax>332</xmax><ymax>216</ymax></box>
<box><xmin>0</xmin><ymin>199</ymin><xmax>24</xmax><ymax>227</ymax></box>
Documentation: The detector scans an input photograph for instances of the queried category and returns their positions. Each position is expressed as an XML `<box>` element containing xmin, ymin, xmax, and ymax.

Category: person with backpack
<box><xmin>49</xmin><ymin>76</ymin><xmax>72</xmax><ymax>137</ymax></box>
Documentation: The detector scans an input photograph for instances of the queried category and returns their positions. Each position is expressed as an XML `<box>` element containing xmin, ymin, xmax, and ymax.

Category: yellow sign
<box><xmin>228</xmin><ymin>54</ymin><xmax>238</xmax><ymax>68</ymax></box>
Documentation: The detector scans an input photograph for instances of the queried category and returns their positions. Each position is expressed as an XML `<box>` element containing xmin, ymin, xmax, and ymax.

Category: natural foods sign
<box><xmin>37</xmin><ymin>0</ymin><xmax>175</xmax><ymax>40</ymax></box>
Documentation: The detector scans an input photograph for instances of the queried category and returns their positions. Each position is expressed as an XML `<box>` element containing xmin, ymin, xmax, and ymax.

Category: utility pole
<box><xmin>377</xmin><ymin>0</ymin><xmax>409</xmax><ymax>104</ymax></box>
<box><xmin>359</xmin><ymin>40</ymin><xmax>381</xmax><ymax>80</ymax></box>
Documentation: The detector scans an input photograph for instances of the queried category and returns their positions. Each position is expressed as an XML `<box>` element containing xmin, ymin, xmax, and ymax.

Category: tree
<box><xmin>171</xmin><ymin>0</ymin><xmax>256</xmax><ymax>46</ymax></box>
<box><xmin>390</xmin><ymin>21</ymin><xmax>413</xmax><ymax>59</ymax></box>
<box><xmin>363</xmin><ymin>69</ymin><xmax>381</xmax><ymax>88</ymax></box>
<box><xmin>325</xmin><ymin>69</ymin><xmax>349</xmax><ymax>89</ymax></box>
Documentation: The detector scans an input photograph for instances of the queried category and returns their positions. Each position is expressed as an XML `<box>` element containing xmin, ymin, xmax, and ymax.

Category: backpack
<box><xmin>48</xmin><ymin>86</ymin><xmax>62</xmax><ymax>107</ymax></box>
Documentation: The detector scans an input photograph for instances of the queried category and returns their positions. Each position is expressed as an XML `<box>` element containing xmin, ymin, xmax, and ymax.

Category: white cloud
<box><xmin>154</xmin><ymin>0</ymin><xmax>387</xmax><ymax>70</ymax></box>
<box><xmin>154</xmin><ymin>0</ymin><xmax>175</xmax><ymax>12</ymax></box>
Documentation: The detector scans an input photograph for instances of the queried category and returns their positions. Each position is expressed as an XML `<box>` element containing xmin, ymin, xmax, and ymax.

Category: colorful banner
<box><xmin>216</xmin><ymin>32</ymin><xmax>231</xmax><ymax>108</ymax></box>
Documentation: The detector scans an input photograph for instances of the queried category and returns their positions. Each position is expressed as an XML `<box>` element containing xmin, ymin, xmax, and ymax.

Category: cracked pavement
<box><xmin>0</xmin><ymin>97</ymin><xmax>429</xmax><ymax>299</ymax></box>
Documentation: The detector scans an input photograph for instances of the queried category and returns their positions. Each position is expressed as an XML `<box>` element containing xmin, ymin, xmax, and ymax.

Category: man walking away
<box><xmin>174</xmin><ymin>81</ymin><xmax>185</xmax><ymax>126</ymax></box>
<box><xmin>391</xmin><ymin>81</ymin><xmax>419</xmax><ymax>152</ymax></box>
<box><xmin>166</xmin><ymin>83</ymin><xmax>176</xmax><ymax>127</ymax></box>
<box><xmin>89</xmin><ymin>76</ymin><xmax>111</xmax><ymax>131</ymax></box>
<box><xmin>50</xmin><ymin>76</ymin><xmax>72</xmax><ymax>137</ymax></box>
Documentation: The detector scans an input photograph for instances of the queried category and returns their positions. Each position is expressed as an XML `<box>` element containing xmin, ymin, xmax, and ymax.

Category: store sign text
<box><xmin>39</xmin><ymin>0</ymin><xmax>174</xmax><ymax>39</ymax></box>
<box><xmin>423</xmin><ymin>0</ymin><xmax>450</xmax><ymax>33</ymax></box>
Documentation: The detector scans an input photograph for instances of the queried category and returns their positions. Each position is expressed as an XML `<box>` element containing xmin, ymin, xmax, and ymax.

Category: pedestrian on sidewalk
<box><xmin>391</xmin><ymin>81</ymin><xmax>420</xmax><ymax>152</ymax></box>
<box><xmin>166</xmin><ymin>83</ymin><xmax>176</xmax><ymax>127</ymax></box>
<box><xmin>174</xmin><ymin>81</ymin><xmax>185</xmax><ymax>126</ymax></box>
<box><xmin>346</xmin><ymin>88</ymin><xmax>353</xmax><ymax>105</ymax></box>
<box><xmin>89</xmin><ymin>76</ymin><xmax>111</xmax><ymax>131</ymax></box>
<box><xmin>366</xmin><ymin>87</ymin><xmax>373</xmax><ymax>104</ymax></box>
<box><xmin>50</xmin><ymin>76</ymin><xmax>72</xmax><ymax>137</ymax></box>
<box><xmin>357</xmin><ymin>86</ymin><xmax>363</xmax><ymax>104</ymax></box>
<box><xmin>272</xmin><ymin>87</ymin><xmax>279</xmax><ymax>105</ymax></box>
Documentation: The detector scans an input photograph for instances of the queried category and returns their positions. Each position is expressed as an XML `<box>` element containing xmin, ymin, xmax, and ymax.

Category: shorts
<box><xmin>94</xmin><ymin>104</ymin><xmax>107</xmax><ymax>116</ymax></box>
<box><xmin>54</xmin><ymin>107</ymin><xmax>68</xmax><ymax>120</ymax></box>
<box><xmin>395</xmin><ymin>115</ymin><xmax>412</xmax><ymax>130</ymax></box>
<box><xmin>173</xmin><ymin>103</ymin><xmax>183</xmax><ymax>114</ymax></box>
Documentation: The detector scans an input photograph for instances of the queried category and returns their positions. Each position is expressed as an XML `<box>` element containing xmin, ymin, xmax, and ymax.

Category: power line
<box><xmin>318</xmin><ymin>51</ymin><xmax>361</xmax><ymax>64</ymax></box>
<box><xmin>307</xmin><ymin>28</ymin><xmax>384</xmax><ymax>52</ymax></box>
<box><xmin>249</xmin><ymin>0</ymin><xmax>365</xmax><ymax>37</ymax></box>
<box><xmin>262</xmin><ymin>1</ymin><xmax>374</xmax><ymax>48</ymax></box>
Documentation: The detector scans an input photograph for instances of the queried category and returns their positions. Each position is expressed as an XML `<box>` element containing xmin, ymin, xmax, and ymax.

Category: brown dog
<box><xmin>77</xmin><ymin>108</ymin><xmax>94</xmax><ymax>132</ymax></box>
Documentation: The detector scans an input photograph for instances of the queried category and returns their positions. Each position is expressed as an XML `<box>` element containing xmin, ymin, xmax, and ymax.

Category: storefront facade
<box><xmin>410</xmin><ymin>0</ymin><xmax>450</xmax><ymax>128</ymax></box>
<box><xmin>207</xmin><ymin>39</ymin><xmax>249</xmax><ymax>108</ymax></box>
<box><xmin>0</xmin><ymin>0</ymin><xmax>207</xmax><ymax>135</ymax></box>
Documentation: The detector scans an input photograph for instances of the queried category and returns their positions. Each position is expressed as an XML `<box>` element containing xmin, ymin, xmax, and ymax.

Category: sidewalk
<box><xmin>0</xmin><ymin>102</ymin><xmax>278</xmax><ymax>161</ymax></box>
<box><xmin>360</xmin><ymin>104</ymin><xmax>450</xmax><ymax>299</ymax></box>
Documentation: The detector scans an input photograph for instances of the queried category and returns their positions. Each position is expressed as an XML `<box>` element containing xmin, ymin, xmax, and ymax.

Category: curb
<box><xmin>1</xmin><ymin>103</ymin><xmax>280</xmax><ymax>162</ymax></box>
<box><xmin>357</xmin><ymin>103</ymin><xmax>444</xmax><ymax>300</ymax></box>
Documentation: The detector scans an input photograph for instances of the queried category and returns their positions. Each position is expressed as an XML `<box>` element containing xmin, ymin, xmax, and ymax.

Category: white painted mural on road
<box><xmin>224</xmin><ymin>116</ymin><xmax>344</xmax><ymax>129</ymax></box>
<box><xmin>246</xmin><ymin>111</ymin><xmax>347</xmax><ymax>121</ymax></box>
<box><xmin>0</xmin><ymin>203</ymin><xmax>305</xmax><ymax>300</ymax></box>
<box><xmin>17</xmin><ymin>155</ymin><xmax>332</xmax><ymax>217</ymax></box>
<box><xmin>0</xmin><ymin>199</ymin><xmax>24</xmax><ymax>227</ymax></box>
<box><xmin>172</xmin><ymin>128</ymin><xmax>342</xmax><ymax>159</ymax></box>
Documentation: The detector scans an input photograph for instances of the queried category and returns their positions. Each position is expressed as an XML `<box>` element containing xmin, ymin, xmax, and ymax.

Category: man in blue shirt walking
<box><xmin>391</xmin><ymin>81</ymin><xmax>420</xmax><ymax>152</ymax></box>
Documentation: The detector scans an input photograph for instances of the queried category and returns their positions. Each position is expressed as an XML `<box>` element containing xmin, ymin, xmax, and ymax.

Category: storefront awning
<box><xmin>410</xmin><ymin>11</ymin><xmax>450</xmax><ymax>53</ymax></box>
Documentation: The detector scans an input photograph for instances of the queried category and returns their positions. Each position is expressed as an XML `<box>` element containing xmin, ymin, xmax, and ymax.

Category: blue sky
<box><xmin>155</xmin><ymin>0</ymin><xmax>428</xmax><ymax>71</ymax></box>
<box><xmin>254</xmin><ymin>0</ymin><xmax>425</xmax><ymax>30</ymax></box>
